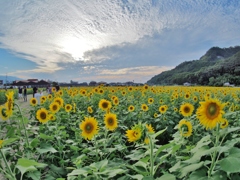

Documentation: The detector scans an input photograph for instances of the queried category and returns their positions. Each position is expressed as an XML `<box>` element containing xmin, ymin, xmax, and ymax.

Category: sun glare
<box><xmin>59</xmin><ymin>36</ymin><xmax>99</xmax><ymax>61</ymax></box>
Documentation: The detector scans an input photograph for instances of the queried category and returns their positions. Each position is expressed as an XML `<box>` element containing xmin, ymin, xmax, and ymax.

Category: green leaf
<box><xmin>90</xmin><ymin>159</ymin><xmax>108</xmax><ymax>172</ymax></box>
<box><xmin>50</xmin><ymin>164</ymin><xmax>66</xmax><ymax>175</ymax></box>
<box><xmin>219</xmin><ymin>157</ymin><xmax>240</xmax><ymax>173</ymax></box>
<box><xmin>152</xmin><ymin>127</ymin><xmax>167</xmax><ymax>139</ymax></box>
<box><xmin>108</xmin><ymin>168</ymin><xmax>126</xmax><ymax>178</ymax></box>
<box><xmin>126</xmin><ymin>174</ymin><xmax>144</xmax><ymax>180</ymax></box>
<box><xmin>36</xmin><ymin>144</ymin><xmax>57</xmax><ymax>154</ymax></box>
<box><xmin>27</xmin><ymin>171</ymin><xmax>41</xmax><ymax>180</ymax></box>
<box><xmin>39</xmin><ymin>133</ymin><xmax>54</xmax><ymax>140</ymax></box>
<box><xmin>30</xmin><ymin>138</ymin><xmax>40</xmax><ymax>148</ymax></box>
<box><xmin>5</xmin><ymin>127</ymin><xmax>16</xmax><ymax>138</ymax></box>
<box><xmin>156</xmin><ymin>173</ymin><xmax>176</xmax><ymax>180</ymax></box>
<box><xmin>2</xmin><ymin>138</ymin><xmax>18</xmax><ymax>147</ymax></box>
<box><xmin>17</xmin><ymin>158</ymin><xmax>47</xmax><ymax>168</ymax></box>
<box><xmin>184</xmin><ymin>146</ymin><xmax>217</xmax><ymax>164</ymax></box>
<box><xmin>67</xmin><ymin>168</ymin><xmax>89</xmax><ymax>177</ymax></box>
<box><xmin>16</xmin><ymin>158</ymin><xmax>47</xmax><ymax>176</ymax></box>
<box><xmin>180</xmin><ymin>161</ymin><xmax>204</xmax><ymax>178</ymax></box>
<box><xmin>154</xmin><ymin>143</ymin><xmax>173</xmax><ymax>161</ymax></box>
<box><xmin>189</xmin><ymin>168</ymin><xmax>208</xmax><ymax>180</ymax></box>
<box><xmin>191</xmin><ymin>135</ymin><xmax>211</xmax><ymax>153</ymax></box>
<box><xmin>229</xmin><ymin>147</ymin><xmax>240</xmax><ymax>158</ymax></box>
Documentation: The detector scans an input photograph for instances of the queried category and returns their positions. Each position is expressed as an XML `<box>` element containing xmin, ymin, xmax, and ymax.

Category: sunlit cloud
<box><xmin>0</xmin><ymin>0</ymin><xmax>239</xmax><ymax>82</ymax></box>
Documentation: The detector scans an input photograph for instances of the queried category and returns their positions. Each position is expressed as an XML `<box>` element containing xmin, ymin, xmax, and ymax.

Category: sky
<box><xmin>0</xmin><ymin>0</ymin><xmax>240</xmax><ymax>84</ymax></box>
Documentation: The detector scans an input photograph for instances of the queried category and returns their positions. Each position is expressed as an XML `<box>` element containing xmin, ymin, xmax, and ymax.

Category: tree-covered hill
<box><xmin>147</xmin><ymin>46</ymin><xmax>240</xmax><ymax>86</ymax></box>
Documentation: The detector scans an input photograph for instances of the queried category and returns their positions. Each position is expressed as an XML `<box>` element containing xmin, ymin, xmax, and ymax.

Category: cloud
<box><xmin>0</xmin><ymin>0</ymin><xmax>239</xmax><ymax>82</ymax></box>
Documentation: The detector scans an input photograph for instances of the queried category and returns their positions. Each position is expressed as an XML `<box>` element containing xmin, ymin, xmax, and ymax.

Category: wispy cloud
<box><xmin>0</xmin><ymin>0</ymin><xmax>239</xmax><ymax>82</ymax></box>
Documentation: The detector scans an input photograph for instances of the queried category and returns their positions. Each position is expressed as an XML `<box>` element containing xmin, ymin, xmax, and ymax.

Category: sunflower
<box><xmin>36</xmin><ymin>108</ymin><xmax>49</xmax><ymax>124</ymax></box>
<box><xmin>0</xmin><ymin>140</ymin><xmax>3</xmax><ymax>148</ymax></box>
<box><xmin>73</xmin><ymin>103</ymin><xmax>76</xmax><ymax>113</ymax></box>
<box><xmin>57</xmin><ymin>90</ymin><xmax>63</xmax><ymax>96</ymax></box>
<box><xmin>193</xmin><ymin>96</ymin><xmax>198</xmax><ymax>102</ymax></box>
<box><xmin>122</xmin><ymin>91</ymin><xmax>126</xmax><ymax>96</ymax></box>
<box><xmin>148</xmin><ymin>98</ymin><xmax>154</xmax><ymax>104</ymax></box>
<box><xmin>49</xmin><ymin>102</ymin><xmax>60</xmax><ymax>114</ymax></box>
<box><xmin>40</xmin><ymin>96</ymin><xmax>47</xmax><ymax>103</ymax></box>
<box><xmin>47</xmin><ymin>94</ymin><xmax>52</xmax><ymax>100</ymax></box>
<box><xmin>141</xmin><ymin>104</ymin><xmax>149</xmax><ymax>111</ymax></box>
<box><xmin>65</xmin><ymin>104</ymin><xmax>72</xmax><ymax>112</ymax></box>
<box><xmin>5</xmin><ymin>91</ymin><xmax>14</xmax><ymax>113</ymax></box>
<box><xmin>79</xmin><ymin>117</ymin><xmax>99</xmax><ymax>140</ymax></box>
<box><xmin>144</xmin><ymin>137</ymin><xmax>150</xmax><ymax>144</ymax></box>
<box><xmin>104</xmin><ymin>113</ymin><xmax>118</xmax><ymax>131</ymax></box>
<box><xmin>184</xmin><ymin>92</ymin><xmax>191</xmax><ymax>99</ymax></box>
<box><xmin>154</xmin><ymin>113</ymin><xmax>158</xmax><ymax>118</ymax></box>
<box><xmin>128</xmin><ymin>87</ymin><xmax>133</xmax><ymax>92</ymax></box>
<box><xmin>49</xmin><ymin>114</ymin><xmax>56</xmax><ymax>121</ymax></box>
<box><xmin>99</xmin><ymin>99</ymin><xmax>112</xmax><ymax>111</ymax></box>
<box><xmin>125</xmin><ymin>128</ymin><xmax>142</xmax><ymax>143</ymax></box>
<box><xmin>220</xmin><ymin>119</ymin><xmax>228</xmax><ymax>129</ymax></box>
<box><xmin>196</xmin><ymin>98</ymin><xmax>225</xmax><ymax>129</ymax></box>
<box><xmin>0</xmin><ymin>106</ymin><xmax>10</xmax><ymax>120</ymax></box>
<box><xmin>30</xmin><ymin>98</ymin><xmax>38</xmax><ymax>106</ymax></box>
<box><xmin>113</xmin><ymin>97</ymin><xmax>119</xmax><ymax>106</ymax></box>
<box><xmin>179</xmin><ymin>103</ymin><xmax>194</xmax><ymax>117</ymax></box>
<box><xmin>87</xmin><ymin>106</ymin><xmax>93</xmax><ymax>114</ymax></box>
<box><xmin>99</xmin><ymin>89</ymin><xmax>104</xmax><ymax>94</ymax></box>
<box><xmin>159</xmin><ymin>105</ymin><xmax>168</xmax><ymax>114</ymax></box>
<box><xmin>178</xmin><ymin>119</ymin><xmax>193</xmax><ymax>137</ymax></box>
<box><xmin>146</xmin><ymin>124</ymin><xmax>155</xmax><ymax>134</ymax></box>
<box><xmin>143</xmin><ymin>84</ymin><xmax>149</xmax><ymax>90</ymax></box>
<box><xmin>128</xmin><ymin>105</ymin><xmax>135</xmax><ymax>112</ymax></box>
<box><xmin>54</xmin><ymin>97</ymin><xmax>64</xmax><ymax>107</ymax></box>
<box><xmin>52</xmin><ymin>87</ymin><xmax>56</xmax><ymax>92</ymax></box>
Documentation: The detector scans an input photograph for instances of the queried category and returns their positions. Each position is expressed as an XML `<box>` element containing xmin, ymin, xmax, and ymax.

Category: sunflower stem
<box><xmin>14</xmin><ymin>103</ymin><xmax>30</xmax><ymax>147</ymax></box>
<box><xmin>208</xmin><ymin>124</ymin><xmax>220</xmax><ymax>177</ymax></box>
<box><xmin>149</xmin><ymin>134</ymin><xmax>154</xmax><ymax>177</ymax></box>
<box><xmin>0</xmin><ymin>149</ymin><xmax>16</xmax><ymax>180</ymax></box>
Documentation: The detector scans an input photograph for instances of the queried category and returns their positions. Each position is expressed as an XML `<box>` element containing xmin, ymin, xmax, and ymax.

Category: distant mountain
<box><xmin>0</xmin><ymin>75</ymin><xmax>22</xmax><ymax>84</ymax></box>
<box><xmin>147</xmin><ymin>46</ymin><xmax>240</xmax><ymax>86</ymax></box>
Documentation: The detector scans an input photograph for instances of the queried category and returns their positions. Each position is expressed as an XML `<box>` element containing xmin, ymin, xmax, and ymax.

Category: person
<box><xmin>49</xmin><ymin>86</ymin><xmax>52</xmax><ymax>94</ymax></box>
<box><xmin>33</xmin><ymin>86</ymin><xmax>37</xmax><ymax>97</ymax></box>
<box><xmin>34</xmin><ymin>89</ymin><xmax>43</xmax><ymax>104</ymax></box>
<box><xmin>23</xmin><ymin>86</ymin><xmax>27</xmax><ymax>102</ymax></box>
<box><xmin>56</xmin><ymin>85</ymin><xmax>60</xmax><ymax>92</ymax></box>
<box><xmin>18</xmin><ymin>86</ymin><xmax>23</xmax><ymax>100</ymax></box>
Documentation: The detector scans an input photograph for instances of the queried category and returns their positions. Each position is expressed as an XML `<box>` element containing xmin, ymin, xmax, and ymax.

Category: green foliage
<box><xmin>147</xmin><ymin>46</ymin><xmax>240</xmax><ymax>86</ymax></box>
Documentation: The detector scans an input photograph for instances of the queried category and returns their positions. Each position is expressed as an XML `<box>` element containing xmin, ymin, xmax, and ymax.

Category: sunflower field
<box><xmin>1</xmin><ymin>85</ymin><xmax>240</xmax><ymax>180</ymax></box>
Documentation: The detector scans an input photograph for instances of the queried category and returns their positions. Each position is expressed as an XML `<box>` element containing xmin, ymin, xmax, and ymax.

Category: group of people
<box><xmin>18</xmin><ymin>86</ymin><xmax>27</xmax><ymax>102</ymax></box>
<box><xmin>17</xmin><ymin>85</ymin><xmax>59</xmax><ymax>103</ymax></box>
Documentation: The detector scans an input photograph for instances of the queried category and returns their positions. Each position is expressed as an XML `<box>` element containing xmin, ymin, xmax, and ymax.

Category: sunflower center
<box><xmin>108</xmin><ymin>118</ymin><xmax>114</xmax><ymax>125</ymax></box>
<box><xmin>32</xmin><ymin>100</ymin><xmax>36</xmax><ymax>104</ymax></box>
<box><xmin>53</xmin><ymin>105</ymin><xmax>58</xmax><ymax>111</ymax></box>
<box><xmin>207</xmin><ymin>103</ymin><xmax>219</xmax><ymax>119</ymax></box>
<box><xmin>40</xmin><ymin>112</ymin><xmax>47</xmax><ymax>119</ymax></box>
<box><xmin>85</xmin><ymin>123</ymin><xmax>93</xmax><ymax>133</ymax></box>
<box><xmin>184</xmin><ymin>106</ymin><xmax>190</xmax><ymax>113</ymax></box>
<box><xmin>102</xmin><ymin>102</ymin><xmax>108</xmax><ymax>108</ymax></box>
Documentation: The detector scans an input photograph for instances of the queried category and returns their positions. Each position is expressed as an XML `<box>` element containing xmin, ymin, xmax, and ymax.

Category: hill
<box><xmin>147</xmin><ymin>46</ymin><xmax>240</xmax><ymax>86</ymax></box>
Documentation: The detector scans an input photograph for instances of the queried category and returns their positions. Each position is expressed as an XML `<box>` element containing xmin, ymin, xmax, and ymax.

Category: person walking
<box><xmin>33</xmin><ymin>86</ymin><xmax>37</xmax><ymax>97</ymax></box>
<box><xmin>18</xmin><ymin>86</ymin><xmax>23</xmax><ymax>100</ymax></box>
<box><xmin>23</xmin><ymin>86</ymin><xmax>27</xmax><ymax>102</ymax></box>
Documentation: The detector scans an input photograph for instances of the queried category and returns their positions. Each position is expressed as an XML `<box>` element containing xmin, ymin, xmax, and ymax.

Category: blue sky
<box><xmin>0</xmin><ymin>0</ymin><xmax>240</xmax><ymax>83</ymax></box>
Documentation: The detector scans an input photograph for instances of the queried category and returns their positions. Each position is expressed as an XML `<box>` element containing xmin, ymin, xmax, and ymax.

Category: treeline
<box><xmin>147</xmin><ymin>46</ymin><xmax>240</xmax><ymax>86</ymax></box>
